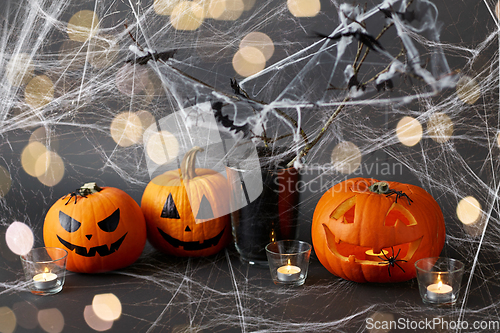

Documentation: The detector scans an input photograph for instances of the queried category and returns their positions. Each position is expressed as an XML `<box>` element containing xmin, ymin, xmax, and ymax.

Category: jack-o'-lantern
<box><xmin>312</xmin><ymin>178</ymin><xmax>445</xmax><ymax>283</ymax></box>
<box><xmin>43</xmin><ymin>183</ymin><xmax>147</xmax><ymax>273</ymax></box>
<box><xmin>141</xmin><ymin>147</ymin><xmax>231</xmax><ymax>256</ymax></box>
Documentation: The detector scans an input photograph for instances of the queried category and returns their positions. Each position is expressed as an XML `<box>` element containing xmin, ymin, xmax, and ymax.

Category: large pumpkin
<box><xmin>312</xmin><ymin>177</ymin><xmax>445</xmax><ymax>283</ymax></box>
<box><xmin>43</xmin><ymin>183</ymin><xmax>147</xmax><ymax>273</ymax></box>
<box><xmin>141</xmin><ymin>147</ymin><xmax>231</xmax><ymax>256</ymax></box>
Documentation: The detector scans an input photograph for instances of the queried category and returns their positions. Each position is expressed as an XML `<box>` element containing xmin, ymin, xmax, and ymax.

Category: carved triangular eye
<box><xmin>385</xmin><ymin>202</ymin><xmax>417</xmax><ymax>227</ymax></box>
<box><xmin>97</xmin><ymin>209</ymin><xmax>120</xmax><ymax>232</ymax></box>
<box><xmin>196</xmin><ymin>195</ymin><xmax>214</xmax><ymax>220</ymax></box>
<box><xmin>330</xmin><ymin>196</ymin><xmax>356</xmax><ymax>224</ymax></box>
<box><xmin>59</xmin><ymin>211</ymin><xmax>81</xmax><ymax>232</ymax></box>
<box><xmin>161</xmin><ymin>193</ymin><xmax>180</xmax><ymax>219</ymax></box>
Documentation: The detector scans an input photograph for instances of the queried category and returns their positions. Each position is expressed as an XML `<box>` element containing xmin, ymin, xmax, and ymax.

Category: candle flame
<box><xmin>437</xmin><ymin>281</ymin><xmax>443</xmax><ymax>289</ymax></box>
<box><xmin>287</xmin><ymin>258</ymin><xmax>291</xmax><ymax>266</ymax></box>
<box><xmin>44</xmin><ymin>267</ymin><xmax>49</xmax><ymax>273</ymax></box>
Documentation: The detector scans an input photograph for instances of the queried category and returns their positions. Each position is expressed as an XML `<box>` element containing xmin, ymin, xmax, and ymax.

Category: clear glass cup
<box><xmin>265</xmin><ymin>240</ymin><xmax>311</xmax><ymax>286</ymax></box>
<box><xmin>415</xmin><ymin>257</ymin><xmax>464</xmax><ymax>306</ymax></box>
<box><xmin>20</xmin><ymin>247</ymin><xmax>68</xmax><ymax>295</ymax></box>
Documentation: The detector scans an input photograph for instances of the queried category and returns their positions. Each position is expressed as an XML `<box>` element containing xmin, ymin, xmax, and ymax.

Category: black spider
<box><xmin>125</xmin><ymin>49</ymin><xmax>177</xmax><ymax>66</ymax></box>
<box><xmin>63</xmin><ymin>189</ymin><xmax>88</xmax><ymax>205</ymax></box>
<box><xmin>378</xmin><ymin>247</ymin><xmax>407</xmax><ymax>277</ymax></box>
<box><xmin>385</xmin><ymin>189</ymin><xmax>413</xmax><ymax>205</ymax></box>
<box><xmin>124</xmin><ymin>24</ymin><xmax>177</xmax><ymax>65</ymax></box>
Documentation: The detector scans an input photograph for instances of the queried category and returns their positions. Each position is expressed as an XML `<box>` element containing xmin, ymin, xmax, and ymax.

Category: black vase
<box><xmin>229</xmin><ymin>166</ymin><xmax>300</xmax><ymax>265</ymax></box>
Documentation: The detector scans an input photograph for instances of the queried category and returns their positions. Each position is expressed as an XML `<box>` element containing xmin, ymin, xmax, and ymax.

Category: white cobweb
<box><xmin>0</xmin><ymin>0</ymin><xmax>500</xmax><ymax>331</ymax></box>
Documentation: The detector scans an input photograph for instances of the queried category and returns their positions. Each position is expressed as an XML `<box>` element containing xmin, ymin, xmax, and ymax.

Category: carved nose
<box><xmin>86</xmin><ymin>234</ymin><xmax>92</xmax><ymax>240</ymax></box>
<box><xmin>185</xmin><ymin>226</ymin><xmax>192</xmax><ymax>232</ymax></box>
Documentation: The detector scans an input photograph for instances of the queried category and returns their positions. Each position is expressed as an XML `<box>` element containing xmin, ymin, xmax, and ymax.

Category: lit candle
<box><xmin>277</xmin><ymin>260</ymin><xmax>301</xmax><ymax>282</ymax></box>
<box><xmin>33</xmin><ymin>269</ymin><xmax>57</xmax><ymax>290</ymax></box>
<box><xmin>427</xmin><ymin>280</ymin><xmax>453</xmax><ymax>303</ymax></box>
<box><xmin>365</xmin><ymin>249</ymin><xmax>389</xmax><ymax>260</ymax></box>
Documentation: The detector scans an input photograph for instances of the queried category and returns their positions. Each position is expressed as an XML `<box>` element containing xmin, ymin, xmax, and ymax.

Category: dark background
<box><xmin>1</xmin><ymin>0</ymin><xmax>500</xmax><ymax>332</ymax></box>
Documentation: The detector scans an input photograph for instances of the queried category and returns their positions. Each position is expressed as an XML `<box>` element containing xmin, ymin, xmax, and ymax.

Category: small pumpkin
<box><xmin>43</xmin><ymin>183</ymin><xmax>147</xmax><ymax>273</ymax></box>
<box><xmin>141</xmin><ymin>146</ymin><xmax>231</xmax><ymax>256</ymax></box>
<box><xmin>312</xmin><ymin>177</ymin><xmax>445</xmax><ymax>283</ymax></box>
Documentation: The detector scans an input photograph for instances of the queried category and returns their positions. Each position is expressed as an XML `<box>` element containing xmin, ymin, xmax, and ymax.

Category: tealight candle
<box><xmin>277</xmin><ymin>264</ymin><xmax>301</xmax><ymax>282</ymax></box>
<box><xmin>266</xmin><ymin>240</ymin><xmax>312</xmax><ymax>286</ymax></box>
<box><xmin>33</xmin><ymin>271</ymin><xmax>58</xmax><ymax>290</ymax></box>
<box><xmin>426</xmin><ymin>280</ymin><xmax>453</xmax><ymax>303</ymax></box>
<box><xmin>365</xmin><ymin>249</ymin><xmax>389</xmax><ymax>260</ymax></box>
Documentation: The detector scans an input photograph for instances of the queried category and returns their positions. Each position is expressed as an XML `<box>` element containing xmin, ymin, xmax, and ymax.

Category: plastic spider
<box><xmin>124</xmin><ymin>24</ymin><xmax>176</xmax><ymax>65</ymax></box>
<box><xmin>385</xmin><ymin>189</ymin><xmax>413</xmax><ymax>205</ymax></box>
<box><xmin>378</xmin><ymin>247</ymin><xmax>407</xmax><ymax>277</ymax></box>
<box><xmin>63</xmin><ymin>189</ymin><xmax>88</xmax><ymax>205</ymax></box>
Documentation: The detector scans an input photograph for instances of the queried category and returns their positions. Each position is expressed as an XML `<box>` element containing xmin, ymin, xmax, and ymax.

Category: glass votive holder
<box><xmin>415</xmin><ymin>257</ymin><xmax>464</xmax><ymax>306</ymax></box>
<box><xmin>20</xmin><ymin>247</ymin><xmax>68</xmax><ymax>296</ymax></box>
<box><xmin>265</xmin><ymin>240</ymin><xmax>312</xmax><ymax>286</ymax></box>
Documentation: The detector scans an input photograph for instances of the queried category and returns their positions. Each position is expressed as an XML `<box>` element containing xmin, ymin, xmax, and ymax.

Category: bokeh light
<box><xmin>456</xmin><ymin>75</ymin><xmax>481</xmax><ymax>105</ymax></box>
<box><xmin>457</xmin><ymin>196</ymin><xmax>482</xmax><ymax>225</ymax></box>
<box><xmin>30</xmin><ymin>127</ymin><xmax>59</xmax><ymax>151</ymax></box>
<box><xmin>12</xmin><ymin>302</ymin><xmax>38</xmax><ymax>330</ymax></box>
<box><xmin>84</xmin><ymin>305</ymin><xmax>113</xmax><ymax>331</ymax></box>
<box><xmin>240</xmin><ymin>32</ymin><xmax>274</xmax><ymax>61</ymax></box>
<box><xmin>115</xmin><ymin>63</ymin><xmax>150</xmax><ymax>96</ymax></box>
<box><xmin>396</xmin><ymin>116</ymin><xmax>423</xmax><ymax>147</ymax></box>
<box><xmin>154</xmin><ymin>0</ymin><xmax>181</xmax><ymax>15</ymax></box>
<box><xmin>38</xmin><ymin>308</ymin><xmax>64</xmax><ymax>333</ymax></box>
<box><xmin>67</xmin><ymin>10</ymin><xmax>99</xmax><ymax>42</ymax></box>
<box><xmin>0</xmin><ymin>166</ymin><xmax>11</xmax><ymax>198</ymax></box>
<box><xmin>21</xmin><ymin>142</ymin><xmax>48</xmax><ymax>177</ymax></box>
<box><xmin>6</xmin><ymin>53</ymin><xmax>34</xmax><ymax>87</ymax></box>
<box><xmin>0</xmin><ymin>307</ymin><xmax>16</xmax><ymax>333</ymax></box>
<box><xmin>170</xmin><ymin>1</ymin><xmax>205</xmax><ymax>31</ymax></box>
<box><xmin>427</xmin><ymin>113</ymin><xmax>453</xmax><ymax>143</ymax></box>
<box><xmin>36</xmin><ymin>151</ymin><xmax>65</xmax><ymax>187</ymax></box>
<box><xmin>110</xmin><ymin>112</ymin><xmax>143</xmax><ymax>147</ymax></box>
<box><xmin>242</xmin><ymin>0</ymin><xmax>255</xmax><ymax>10</ymax></box>
<box><xmin>331</xmin><ymin>141</ymin><xmax>362</xmax><ymax>174</ymax></box>
<box><xmin>367</xmin><ymin>312</ymin><xmax>394</xmax><ymax>333</ymax></box>
<box><xmin>5</xmin><ymin>221</ymin><xmax>34</xmax><ymax>256</ymax></box>
<box><xmin>146</xmin><ymin>130</ymin><xmax>180</xmax><ymax>165</ymax></box>
<box><xmin>232</xmin><ymin>46</ymin><xmax>266</xmax><ymax>77</ymax></box>
<box><xmin>92</xmin><ymin>293</ymin><xmax>122</xmax><ymax>322</ymax></box>
<box><xmin>88</xmin><ymin>35</ymin><xmax>119</xmax><ymax>69</ymax></box>
<box><xmin>209</xmin><ymin>0</ymin><xmax>244</xmax><ymax>20</ymax></box>
<box><xmin>136</xmin><ymin>110</ymin><xmax>156</xmax><ymax>143</ymax></box>
<box><xmin>25</xmin><ymin>75</ymin><xmax>54</xmax><ymax>109</ymax></box>
<box><xmin>287</xmin><ymin>0</ymin><xmax>321</xmax><ymax>17</ymax></box>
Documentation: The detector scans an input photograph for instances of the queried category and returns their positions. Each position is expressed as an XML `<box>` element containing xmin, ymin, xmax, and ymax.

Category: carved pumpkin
<box><xmin>43</xmin><ymin>183</ymin><xmax>147</xmax><ymax>273</ymax></box>
<box><xmin>312</xmin><ymin>177</ymin><xmax>445</xmax><ymax>283</ymax></box>
<box><xmin>141</xmin><ymin>147</ymin><xmax>231</xmax><ymax>256</ymax></box>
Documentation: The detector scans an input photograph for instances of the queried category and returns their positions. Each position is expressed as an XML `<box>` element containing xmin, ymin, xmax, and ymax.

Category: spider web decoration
<box><xmin>0</xmin><ymin>0</ymin><xmax>500</xmax><ymax>332</ymax></box>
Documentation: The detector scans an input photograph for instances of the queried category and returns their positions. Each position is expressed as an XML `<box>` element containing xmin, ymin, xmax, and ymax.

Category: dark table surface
<box><xmin>2</xmin><ymin>0</ymin><xmax>500</xmax><ymax>332</ymax></box>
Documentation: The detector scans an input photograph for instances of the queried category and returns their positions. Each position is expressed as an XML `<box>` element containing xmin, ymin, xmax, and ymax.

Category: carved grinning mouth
<box><xmin>57</xmin><ymin>233</ymin><xmax>127</xmax><ymax>257</ymax></box>
<box><xmin>322</xmin><ymin>224</ymin><xmax>422</xmax><ymax>265</ymax></box>
<box><xmin>157</xmin><ymin>227</ymin><xmax>225</xmax><ymax>251</ymax></box>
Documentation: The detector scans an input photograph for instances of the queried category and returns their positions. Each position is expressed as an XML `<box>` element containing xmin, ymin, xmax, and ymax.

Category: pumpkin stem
<box><xmin>80</xmin><ymin>182</ymin><xmax>102</xmax><ymax>196</ymax></box>
<box><xmin>369</xmin><ymin>181</ymin><xmax>390</xmax><ymax>194</ymax></box>
<box><xmin>181</xmin><ymin>147</ymin><xmax>204</xmax><ymax>180</ymax></box>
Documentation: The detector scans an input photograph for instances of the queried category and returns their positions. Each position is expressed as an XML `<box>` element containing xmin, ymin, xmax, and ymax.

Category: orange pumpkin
<box><xmin>43</xmin><ymin>183</ymin><xmax>147</xmax><ymax>273</ymax></box>
<box><xmin>312</xmin><ymin>177</ymin><xmax>445</xmax><ymax>283</ymax></box>
<box><xmin>141</xmin><ymin>147</ymin><xmax>231</xmax><ymax>256</ymax></box>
